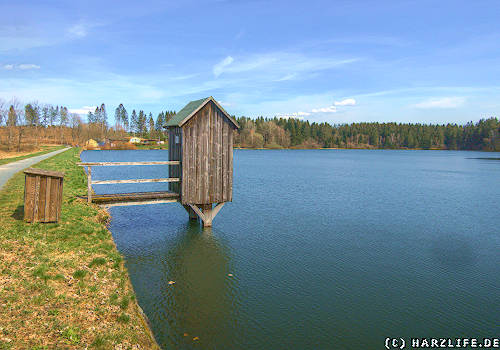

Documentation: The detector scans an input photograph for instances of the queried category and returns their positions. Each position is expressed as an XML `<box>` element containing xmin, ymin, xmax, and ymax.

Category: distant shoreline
<box><xmin>233</xmin><ymin>147</ymin><xmax>498</xmax><ymax>152</ymax></box>
<box><xmin>83</xmin><ymin>146</ymin><xmax>499</xmax><ymax>152</ymax></box>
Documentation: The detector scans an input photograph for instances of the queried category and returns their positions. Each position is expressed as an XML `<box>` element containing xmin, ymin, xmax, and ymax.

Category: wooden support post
<box><xmin>201</xmin><ymin>204</ymin><xmax>212</xmax><ymax>227</ymax></box>
<box><xmin>183</xmin><ymin>205</ymin><xmax>198</xmax><ymax>220</ymax></box>
<box><xmin>87</xmin><ymin>166</ymin><xmax>92</xmax><ymax>204</ymax></box>
<box><xmin>210</xmin><ymin>202</ymin><xmax>225</xmax><ymax>221</ymax></box>
<box><xmin>187</xmin><ymin>202</ymin><xmax>225</xmax><ymax>227</ymax></box>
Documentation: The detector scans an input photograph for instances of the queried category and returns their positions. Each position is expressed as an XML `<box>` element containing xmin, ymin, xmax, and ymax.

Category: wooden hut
<box><xmin>165</xmin><ymin>96</ymin><xmax>239</xmax><ymax>226</ymax></box>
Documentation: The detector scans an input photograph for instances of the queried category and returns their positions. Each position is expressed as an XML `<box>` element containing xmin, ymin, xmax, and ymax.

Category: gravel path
<box><xmin>0</xmin><ymin>147</ymin><xmax>71</xmax><ymax>190</ymax></box>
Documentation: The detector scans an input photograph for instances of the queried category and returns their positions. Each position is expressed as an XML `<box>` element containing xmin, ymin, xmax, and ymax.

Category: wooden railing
<box><xmin>77</xmin><ymin>161</ymin><xmax>180</xmax><ymax>203</ymax></box>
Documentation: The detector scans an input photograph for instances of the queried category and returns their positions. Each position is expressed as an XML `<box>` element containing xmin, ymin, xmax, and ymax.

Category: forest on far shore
<box><xmin>0</xmin><ymin>98</ymin><xmax>498</xmax><ymax>152</ymax></box>
<box><xmin>235</xmin><ymin>116</ymin><xmax>500</xmax><ymax>151</ymax></box>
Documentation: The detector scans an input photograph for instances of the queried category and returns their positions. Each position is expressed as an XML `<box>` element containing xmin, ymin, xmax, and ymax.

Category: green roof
<box><xmin>164</xmin><ymin>96</ymin><xmax>239</xmax><ymax>129</ymax></box>
<box><xmin>165</xmin><ymin>97</ymin><xmax>208</xmax><ymax>127</ymax></box>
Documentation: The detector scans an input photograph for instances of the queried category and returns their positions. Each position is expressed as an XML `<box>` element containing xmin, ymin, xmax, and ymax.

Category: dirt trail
<box><xmin>0</xmin><ymin>147</ymin><xmax>70</xmax><ymax>190</ymax></box>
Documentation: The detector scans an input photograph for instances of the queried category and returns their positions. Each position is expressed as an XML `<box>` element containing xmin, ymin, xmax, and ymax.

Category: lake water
<box><xmin>80</xmin><ymin>149</ymin><xmax>500</xmax><ymax>350</ymax></box>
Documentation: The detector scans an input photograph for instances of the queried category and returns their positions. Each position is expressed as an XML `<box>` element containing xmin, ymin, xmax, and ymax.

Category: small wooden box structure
<box><xmin>23</xmin><ymin>168</ymin><xmax>64</xmax><ymax>223</ymax></box>
<box><xmin>165</xmin><ymin>96</ymin><xmax>239</xmax><ymax>226</ymax></box>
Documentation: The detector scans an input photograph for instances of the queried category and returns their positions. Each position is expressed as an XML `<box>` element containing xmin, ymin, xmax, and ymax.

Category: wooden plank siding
<box><xmin>24</xmin><ymin>172</ymin><xmax>64</xmax><ymax>223</ymax></box>
<box><xmin>168</xmin><ymin>127</ymin><xmax>182</xmax><ymax>193</ymax></box>
<box><xmin>180</xmin><ymin>100</ymin><xmax>236</xmax><ymax>205</ymax></box>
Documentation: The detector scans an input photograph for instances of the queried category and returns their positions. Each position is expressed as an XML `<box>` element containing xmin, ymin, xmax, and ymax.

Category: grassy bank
<box><xmin>0</xmin><ymin>145</ymin><xmax>67</xmax><ymax>166</ymax></box>
<box><xmin>133</xmin><ymin>144</ymin><xmax>168</xmax><ymax>150</ymax></box>
<box><xmin>0</xmin><ymin>148</ymin><xmax>159</xmax><ymax>349</ymax></box>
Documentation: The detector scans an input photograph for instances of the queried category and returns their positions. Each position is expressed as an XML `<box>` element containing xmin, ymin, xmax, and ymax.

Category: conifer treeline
<box><xmin>0</xmin><ymin>99</ymin><xmax>176</xmax><ymax>150</ymax></box>
<box><xmin>1</xmin><ymin>97</ymin><xmax>498</xmax><ymax>151</ymax></box>
<box><xmin>106</xmin><ymin>104</ymin><xmax>175</xmax><ymax>137</ymax></box>
<box><xmin>234</xmin><ymin>116</ymin><xmax>500</xmax><ymax>151</ymax></box>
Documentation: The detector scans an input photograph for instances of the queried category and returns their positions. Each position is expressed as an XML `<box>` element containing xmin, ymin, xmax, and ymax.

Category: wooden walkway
<box><xmin>77</xmin><ymin>161</ymin><xmax>181</xmax><ymax>206</ymax></box>
<box><xmin>79</xmin><ymin>191</ymin><xmax>180</xmax><ymax>207</ymax></box>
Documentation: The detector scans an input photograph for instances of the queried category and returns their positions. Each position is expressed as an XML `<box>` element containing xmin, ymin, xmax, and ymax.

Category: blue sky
<box><xmin>1</xmin><ymin>0</ymin><xmax>499</xmax><ymax>125</ymax></box>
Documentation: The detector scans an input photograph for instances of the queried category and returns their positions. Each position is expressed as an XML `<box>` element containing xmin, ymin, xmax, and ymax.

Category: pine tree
<box><xmin>24</xmin><ymin>104</ymin><xmax>39</xmax><ymax>126</ymax></box>
<box><xmin>41</xmin><ymin>105</ymin><xmax>50</xmax><ymax>127</ymax></box>
<box><xmin>100</xmin><ymin>103</ymin><xmax>107</xmax><ymax>137</ymax></box>
<box><xmin>94</xmin><ymin>106</ymin><xmax>101</xmax><ymax>124</ymax></box>
<box><xmin>7</xmin><ymin>105</ymin><xmax>17</xmax><ymax>127</ymax></box>
<box><xmin>121</xmin><ymin>106</ymin><xmax>129</xmax><ymax>132</ymax></box>
<box><xmin>114</xmin><ymin>105</ymin><xmax>121</xmax><ymax>130</ymax></box>
<box><xmin>49</xmin><ymin>106</ymin><xmax>58</xmax><ymax>126</ymax></box>
<box><xmin>60</xmin><ymin>107</ymin><xmax>68</xmax><ymax>126</ymax></box>
<box><xmin>87</xmin><ymin>111</ymin><xmax>95</xmax><ymax>124</ymax></box>
<box><xmin>130</xmin><ymin>110</ymin><xmax>138</xmax><ymax>135</ymax></box>
<box><xmin>138</xmin><ymin>110</ymin><xmax>146</xmax><ymax>136</ymax></box>
<box><xmin>155</xmin><ymin>112</ymin><xmax>165</xmax><ymax>131</ymax></box>
<box><xmin>148</xmin><ymin>113</ymin><xmax>155</xmax><ymax>137</ymax></box>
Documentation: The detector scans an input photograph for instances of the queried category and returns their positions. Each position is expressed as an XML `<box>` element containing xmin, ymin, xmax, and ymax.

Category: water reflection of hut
<box><xmin>162</xmin><ymin>226</ymin><xmax>240</xmax><ymax>348</ymax></box>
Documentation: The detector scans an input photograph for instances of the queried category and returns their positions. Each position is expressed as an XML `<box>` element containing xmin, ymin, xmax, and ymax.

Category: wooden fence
<box><xmin>77</xmin><ymin>161</ymin><xmax>180</xmax><ymax>204</ymax></box>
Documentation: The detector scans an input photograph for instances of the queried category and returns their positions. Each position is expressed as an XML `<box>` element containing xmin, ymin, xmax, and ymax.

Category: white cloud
<box><xmin>276</xmin><ymin>111</ymin><xmax>310</xmax><ymax>119</ymax></box>
<box><xmin>212</xmin><ymin>52</ymin><xmax>358</xmax><ymax>80</ymax></box>
<box><xmin>276</xmin><ymin>111</ymin><xmax>311</xmax><ymax>119</ymax></box>
<box><xmin>18</xmin><ymin>64</ymin><xmax>40</xmax><ymax>70</ymax></box>
<box><xmin>413</xmin><ymin>97</ymin><xmax>466</xmax><ymax>109</ymax></box>
<box><xmin>67</xmin><ymin>21</ymin><xmax>107</xmax><ymax>39</ymax></box>
<box><xmin>312</xmin><ymin>105</ymin><xmax>337</xmax><ymax>113</ymax></box>
<box><xmin>275</xmin><ymin>73</ymin><xmax>297</xmax><ymax>81</ymax></box>
<box><xmin>67</xmin><ymin>24</ymin><xmax>88</xmax><ymax>38</ymax></box>
<box><xmin>334</xmin><ymin>98</ymin><xmax>356</xmax><ymax>106</ymax></box>
<box><xmin>213</xmin><ymin>56</ymin><xmax>234</xmax><ymax>77</ymax></box>
<box><xmin>68</xmin><ymin>106</ymin><xmax>97</xmax><ymax>116</ymax></box>
<box><xmin>168</xmin><ymin>73</ymin><xmax>198</xmax><ymax>81</ymax></box>
<box><xmin>3</xmin><ymin>63</ymin><xmax>40</xmax><ymax>70</ymax></box>
<box><xmin>299</xmin><ymin>99</ymin><xmax>355</xmax><ymax>115</ymax></box>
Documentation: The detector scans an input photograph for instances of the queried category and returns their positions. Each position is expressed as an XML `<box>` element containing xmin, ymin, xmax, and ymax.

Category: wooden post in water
<box><xmin>201</xmin><ymin>204</ymin><xmax>212</xmax><ymax>227</ymax></box>
<box><xmin>87</xmin><ymin>166</ymin><xmax>92</xmax><ymax>204</ymax></box>
<box><xmin>186</xmin><ymin>203</ymin><xmax>225</xmax><ymax>227</ymax></box>
<box><xmin>183</xmin><ymin>205</ymin><xmax>198</xmax><ymax>220</ymax></box>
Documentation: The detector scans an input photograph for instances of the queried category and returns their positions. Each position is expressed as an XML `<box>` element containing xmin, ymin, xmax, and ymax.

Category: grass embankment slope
<box><xmin>0</xmin><ymin>148</ymin><xmax>158</xmax><ymax>349</ymax></box>
<box><xmin>132</xmin><ymin>144</ymin><xmax>168</xmax><ymax>150</ymax></box>
<box><xmin>0</xmin><ymin>145</ymin><xmax>67</xmax><ymax>166</ymax></box>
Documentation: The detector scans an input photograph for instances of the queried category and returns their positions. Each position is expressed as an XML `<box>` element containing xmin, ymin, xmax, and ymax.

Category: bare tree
<box><xmin>0</xmin><ymin>98</ymin><xmax>6</xmax><ymax>145</ymax></box>
<box><xmin>41</xmin><ymin>104</ymin><xmax>50</xmax><ymax>128</ymax></box>
<box><xmin>16</xmin><ymin>125</ymin><xmax>25</xmax><ymax>152</ymax></box>
<box><xmin>60</xmin><ymin>106</ymin><xmax>68</xmax><ymax>144</ymax></box>
<box><xmin>7</xmin><ymin>105</ymin><xmax>18</xmax><ymax>150</ymax></box>
<box><xmin>12</xmin><ymin>98</ymin><xmax>24</xmax><ymax>126</ymax></box>
<box><xmin>70</xmin><ymin>113</ymin><xmax>83</xmax><ymax>144</ymax></box>
<box><xmin>31</xmin><ymin>101</ymin><xmax>41</xmax><ymax>146</ymax></box>
<box><xmin>0</xmin><ymin>98</ymin><xmax>5</xmax><ymax>126</ymax></box>
<box><xmin>25</xmin><ymin>102</ymin><xmax>40</xmax><ymax>146</ymax></box>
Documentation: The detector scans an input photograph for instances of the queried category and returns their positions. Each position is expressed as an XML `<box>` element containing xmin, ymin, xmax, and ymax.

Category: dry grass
<box><xmin>0</xmin><ymin>149</ymin><xmax>36</xmax><ymax>159</ymax></box>
<box><xmin>0</xmin><ymin>145</ymin><xmax>66</xmax><ymax>166</ymax></box>
<box><xmin>100</xmin><ymin>142</ymin><xmax>137</xmax><ymax>150</ymax></box>
<box><xmin>0</xmin><ymin>148</ymin><xmax>159</xmax><ymax>349</ymax></box>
